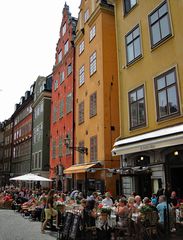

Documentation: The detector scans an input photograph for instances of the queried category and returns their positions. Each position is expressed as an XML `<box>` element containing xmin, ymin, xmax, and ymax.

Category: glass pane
<box><xmin>157</xmin><ymin>77</ymin><xmax>165</xmax><ymax>90</ymax></box>
<box><xmin>138</xmin><ymin>99</ymin><xmax>145</xmax><ymax>124</ymax></box>
<box><xmin>130</xmin><ymin>91</ymin><xmax>136</xmax><ymax>103</ymax></box>
<box><xmin>131</xmin><ymin>0</ymin><xmax>137</xmax><ymax>8</ymax></box>
<box><xmin>160</xmin><ymin>15</ymin><xmax>171</xmax><ymax>39</ymax></box>
<box><xmin>126</xmin><ymin>33</ymin><xmax>133</xmax><ymax>44</ymax></box>
<box><xmin>167</xmin><ymin>86</ymin><xmax>178</xmax><ymax>114</ymax></box>
<box><xmin>150</xmin><ymin>11</ymin><xmax>158</xmax><ymax>24</ymax></box>
<box><xmin>159</xmin><ymin>3</ymin><xmax>167</xmax><ymax>17</ymax></box>
<box><xmin>127</xmin><ymin>43</ymin><xmax>134</xmax><ymax>63</ymax></box>
<box><xmin>134</xmin><ymin>38</ymin><xmax>141</xmax><ymax>58</ymax></box>
<box><xmin>166</xmin><ymin>71</ymin><xmax>175</xmax><ymax>86</ymax></box>
<box><xmin>152</xmin><ymin>23</ymin><xmax>161</xmax><ymax>45</ymax></box>
<box><xmin>133</xmin><ymin>27</ymin><xmax>139</xmax><ymax>38</ymax></box>
<box><xmin>158</xmin><ymin>90</ymin><xmax>168</xmax><ymax>117</ymax></box>
<box><xmin>137</xmin><ymin>87</ymin><xmax>144</xmax><ymax>100</ymax></box>
<box><xmin>131</xmin><ymin>102</ymin><xmax>137</xmax><ymax>127</ymax></box>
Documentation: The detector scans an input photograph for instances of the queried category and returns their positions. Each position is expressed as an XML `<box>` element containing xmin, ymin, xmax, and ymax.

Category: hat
<box><xmin>105</xmin><ymin>192</ymin><xmax>111</xmax><ymax>197</ymax></box>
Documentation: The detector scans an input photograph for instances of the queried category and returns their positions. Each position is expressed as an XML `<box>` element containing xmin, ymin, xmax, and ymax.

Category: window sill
<box><xmin>126</xmin><ymin>54</ymin><xmax>143</xmax><ymax>68</ymax></box>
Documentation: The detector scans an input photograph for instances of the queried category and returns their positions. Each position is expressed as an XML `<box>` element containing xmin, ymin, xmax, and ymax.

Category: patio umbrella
<box><xmin>9</xmin><ymin>173</ymin><xmax>52</xmax><ymax>182</ymax></box>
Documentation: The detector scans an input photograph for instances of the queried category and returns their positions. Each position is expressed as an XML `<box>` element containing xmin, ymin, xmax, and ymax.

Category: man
<box><xmin>102</xmin><ymin>192</ymin><xmax>113</xmax><ymax>207</ymax></box>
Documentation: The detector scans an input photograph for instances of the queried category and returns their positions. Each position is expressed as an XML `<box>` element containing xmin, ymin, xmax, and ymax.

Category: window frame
<box><xmin>90</xmin><ymin>135</ymin><xmax>97</xmax><ymax>162</ymax></box>
<box><xmin>64</xmin><ymin>40</ymin><xmax>69</xmax><ymax>55</ymax></box>
<box><xmin>79</xmin><ymin>65</ymin><xmax>85</xmax><ymax>86</ymax></box>
<box><xmin>148</xmin><ymin>0</ymin><xmax>172</xmax><ymax>49</ymax></box>
<box><xmin>89</xmin><ymin>51</ymin><xmax>97</xmax><ymax>76</ymax></box>
<box><xmin>128</xmin><ymin>85</ymin><xmax>146</xmax><ymax>130</ymax></box>
<box><xmin>89</xmin><ymin>25</ymin><xmax>96</xmax><ymax>42</ymax></box>
<box><xmin>154</xmin><ymin>67</ymin><xmax>180</xmax><ymax>121</ymax></box>
<box><xmin>66</xmin><ymin>92</ymin><xmax>72</xmax><ymax>114</ymax></box>
<box><xmin>124</xmin><ymin>0</ymin><xmax>137</xmax><ymax>15</ymax></box>
<box><xmin>90</xmin><ymin>92</ymin><xmax>97</xmax><ymax>118</ymax></box>
<box><xmin>84</xmin><ymin>9</ymin><xmax>89</xmax><ymax>23</ymax></box>
<box><xmin>79</xmin><ymin>101</ymin><xmax>84</xmax><ymax>124</ymax></box>
<box><xmin>78</xmin><ymin>141</ymin><xmax>85</xmax><ymax>164</ymax></box>
<box><xmin>125</xmin><ymin>24</ymin><xmax>142</xmax><ymax>65</ymax></box>
<box><xmin>79</xmin><ymin>40</ymin><xmax>85</xmax><ymax>55</ymax></box>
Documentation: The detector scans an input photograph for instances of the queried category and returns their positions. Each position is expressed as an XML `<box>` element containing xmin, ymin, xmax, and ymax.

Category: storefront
<box><xmin>64</xmin><ymin>162</ymin><xmax>105</xmax><ymax>195</ymax></box>
<box><xmin>112</xmin><ymin>124</ymin><xmax>183</xmax><ymax>198</ymax></box>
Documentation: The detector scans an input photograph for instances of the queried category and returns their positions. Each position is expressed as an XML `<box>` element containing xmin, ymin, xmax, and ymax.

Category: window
<box><xmin>66</xmin><ymin>93</ymin><xmax>72</xmax><ymax>114</ymax></box>
<box><xmin>60</xmin><ymin>71</ymin><xmax>65</xmax><ymax>84</ymax></box>
<box><xmin>124</xmin><ymin>0</ymin><xmax>137</xmax><ymax>14</ymax></box>
<box><xmin>126</xmin><ymin>25</ymin><xmax>142</xmax><ymax>64</ymax></box>
<box><xmin>38</xmin><ymin>151</ymin><xmax>42</xmax><ymax>169</ymax></box>
<box><xmin>79</xmin><ymin>101</ymin><xmax>84</xmax><ymax>124</ymax></box>
<box><xmin>79</xmin><ymin>65</ymin><xmax>85</xmax><ymax>86</ymax></box>
<box><xmin>84</xmin><ymin>9</ymin><xmax>89</xmax><ymax>23</ymax></box>
<box><xmin>62</xmin><ymin>22</ymin><xmax>66</xmax><ymax>36</ymax></box>
<box><xmin>66</xmin><ymin>133</ymin><xmax>71</xmax><ymax>155</ymax></box>
<box><xmin>129</xmin><ymin>85</ymin><xmax>146</xmax><ymax>129</ymax></box>
<box><xmin>90</xmin><ymin>136</ymin><xmax>97</xmax><ymax>162</ymax></box>
<box><xmin>89</xmin><ymin>25</ymin><xmax>96</xmax><ymax>41</ymax></box>
<box><xmin>58</xmin><ymin>137</ymin><xmax>63</xmax><ymax>157</ymax></box>
<box><xmin>54</xmin><ymin>80</ymin><xmax>58</xmax><ymax>91</ymax></box>
<box><xmin>149</xmin><ymin>1</ymin><xmax>172</xmax><ymax>48</ymax></box>
<box><xmin>59</xmin><ymin>100</ymin><xmax>64</xmax><ymax>118</ymax></box>
<box><xmin>90</xmin><ymin>92</ymin><xmax>97</xmax><ymax>118</ymax></box>
<box><xmin>58</xmin><ymin>50</ymin><xmax>62</xmax><ymax>63</ymax></box>
<box><xmin>67</xmin><ymin>63</ymin><xmax>72</xmax><ymax>76</ymax></box>
<box><xmin>79</xmin><ymin>41</ymin><xmax>84</xmax><ymax>55</ymax></box>
<box><xmin>52</xmin><ymin>140</ymin><xmax>56</xmax><ymax>159</ymax></box>
<box><xmin>64</xmin><ymin>40</ymin><xmax>69</xmax><ymax>55</ymax></box>
<box><xmin>79</xmin><ymin>141</ymin><xmax>85</xmax><ymax>164</ymax></box>
<box><xmin>155</xmin><ymin>68</ymin><xmax>179</xmax><ymax>120</ymax></box>
<box><xmin>90</xmin><ymin>51</ymin><xmax>97</xmax><ymax>76</ymax></box>
<box><xmin>53</xmin><ymin>106</ymin><xmax>57</xmax><ymax>123</ymax></box>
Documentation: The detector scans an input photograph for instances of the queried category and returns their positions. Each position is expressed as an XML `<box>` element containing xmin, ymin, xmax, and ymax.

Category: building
<box><xmin>2</xmin><ymin>119</ymin><xmax>13</xmax><ymax>186</ymax></box>
<box><xmin>64</xmin><ymin>0</ymin><xmax>120</xmax><ymax>196</ymax></box>
<box><xmin>11</xmin><ymin>85</ymin><xmax>34</xmax><ymax>180</ymax></box>
<box><xmin>0</xmin><ymin>123</ymin><xmax>4</xmax><ymax>187</ymax></box>
<box><xmin>31</xmin><ymin>75</ymin><xmax>52</xmax><ymax>188</ymax></box>
<box><xmin>111</xmin><ymin>0</ymin><xmax>183</xmax><ymax>198</ymax></box>
<box><xmin>50</xmin><ymin>3</ymin><xmax>77</xmax><ymax>191</ymax></box>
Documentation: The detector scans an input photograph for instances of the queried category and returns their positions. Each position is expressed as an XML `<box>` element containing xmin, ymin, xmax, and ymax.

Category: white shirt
<box><xmin>102</xmin><ymin>198</ymin><xmax>113</xmax><ymax>207</ymax></box>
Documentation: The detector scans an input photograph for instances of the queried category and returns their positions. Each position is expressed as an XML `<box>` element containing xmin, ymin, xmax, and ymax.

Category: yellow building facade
<box><xmin>112</xmin><ymin>0</ymin><xmax>183</xmax><ymax>198</ymax></box>
<box><xmin>65</xmin><ymin>0</ymin><xmax>120</xmax><ymax>196</ymax></box>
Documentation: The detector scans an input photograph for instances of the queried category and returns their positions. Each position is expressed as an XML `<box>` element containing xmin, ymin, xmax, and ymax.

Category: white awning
<box><xmin>112</xmin><ymin>124</ymin><xmax>183</xmax><ymax>156</ymax></box>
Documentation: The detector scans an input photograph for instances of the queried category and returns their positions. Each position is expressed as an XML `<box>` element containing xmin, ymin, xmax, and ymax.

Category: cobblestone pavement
<box><xmin>0</xmin><ymin>210</ymin><xmax>57</xmax><ymax>240</ymax></box>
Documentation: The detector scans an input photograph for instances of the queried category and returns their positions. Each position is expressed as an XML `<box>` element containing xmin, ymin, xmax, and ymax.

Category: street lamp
<box><xmin>64</xmin><ymin>134</ymin><xmax>88</xmax><ymax>155</ymax></box>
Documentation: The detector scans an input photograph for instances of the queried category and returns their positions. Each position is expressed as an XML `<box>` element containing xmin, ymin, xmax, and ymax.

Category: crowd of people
<box><xmin>0</xmin><ymin>186</ymin><xmax>183</xmax><ymax>239</ymax></box>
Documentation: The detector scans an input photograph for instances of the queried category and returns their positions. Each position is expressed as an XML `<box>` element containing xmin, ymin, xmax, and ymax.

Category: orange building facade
<box><xmin>64</xmin><ymin>0</ymin><xmax>120</xmax><ymax>196</ymax></box>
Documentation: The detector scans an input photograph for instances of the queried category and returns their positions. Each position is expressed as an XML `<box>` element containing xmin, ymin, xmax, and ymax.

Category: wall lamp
<box><xmin>64</xmin><ymin>134</ymin><xmax>88</xmax><ymax>155</ymax></box>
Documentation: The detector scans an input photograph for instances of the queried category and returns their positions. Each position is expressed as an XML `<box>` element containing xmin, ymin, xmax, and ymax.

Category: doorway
<box><xmin>171</xmin><ymin>167</ymin><xmax>183</xmax><ymax>199</ymax></box>
<box><xmin>136</xmin><ymin>173</ymin><xmax>152</xmax><ymax>198</ymax></box>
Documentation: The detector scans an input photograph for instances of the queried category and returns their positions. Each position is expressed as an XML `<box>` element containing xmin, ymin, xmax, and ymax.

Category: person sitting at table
<box><xmin>102</xmin><ymin>192</ymin><xmax>113</xmax><ymax>207</ymax></box>
<box><xmin>96</xmin><ymin>207</ymin><xmax>112</xmax><ymax>240</ymax></box>
<box><xmin>116</xmin><ymin>198</ymin><xmax>129</xmax><ymax>228</ymax></box>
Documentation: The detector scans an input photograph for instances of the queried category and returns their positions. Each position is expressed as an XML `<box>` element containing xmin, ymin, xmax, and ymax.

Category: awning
<box><xmin>112</xmin><ymin>124</ymin><xmax>183</xmax><ymax>156</ymax></box>
<box><xmin>64</xmin><ymin>163</ymin><xmax>100</xmax><ymax>174</ymax></box>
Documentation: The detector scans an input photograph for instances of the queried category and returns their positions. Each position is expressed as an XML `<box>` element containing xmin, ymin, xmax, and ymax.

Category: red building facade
<box><xmin>50</xmin><ymin>4</ymin><xmax>77</xmax><ymax>191</ymax></box>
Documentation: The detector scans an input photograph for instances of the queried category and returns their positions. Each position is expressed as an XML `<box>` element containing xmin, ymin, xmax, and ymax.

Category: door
<box><xmin>171</xmin><ymin>167</ymin><xmax>183</xmax><ymax>199</ymax></box>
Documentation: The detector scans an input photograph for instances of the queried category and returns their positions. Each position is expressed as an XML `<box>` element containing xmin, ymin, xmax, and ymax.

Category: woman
<box><xmin>116</xmin><ymin>198</ymin><xmax>129</xmax><ymax>227</ymax></box>
<box><xmin>41</xmin><ymin>189</ymin><xmax>58</xmax><ymax>233</ymax></box>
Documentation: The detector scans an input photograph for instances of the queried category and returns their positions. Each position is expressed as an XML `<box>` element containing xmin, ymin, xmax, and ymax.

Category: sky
<box><xmin>0</xmin><ymin>0</ymin><xmax>81</xmax><ymax>122</ymax></box>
